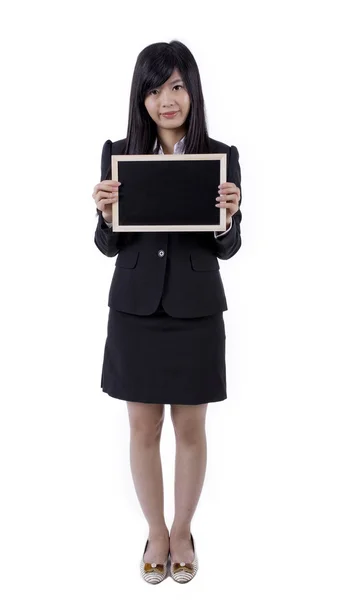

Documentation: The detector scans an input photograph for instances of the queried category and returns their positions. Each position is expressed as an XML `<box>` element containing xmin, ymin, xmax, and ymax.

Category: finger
<box><xmin>217</xmin><ymin>186</ymin><xmax>238</xmax><ymax>195</ymax></box>
<box><xmin>93</xmin><ymin>182</ymin><xmax>121</xmax><ymax>193</ymax></box>
<box><xmin>215</xmin><ymin>193</ymin><xmax>237</xmax><ymax>202</ymax></box>
<box><xmin>215</xmin><ymin>200</ymin><xmax>238</xmax><ymax>208</ymax></box>
<box><xmin>219</xmin><ymin>181</ymin><xmax>237</xmax><ymax>189</ymax></box>
<box><xmin>101</xmin><ymin>180</ymin><xmax>121</xmax><ymax>186</ymax></box>
<box><xmin>92</xmin><ymin>190</ymin><xmax>119</xmax><ymax>200</ymax></box>
<box><xmin>93</xmin><ymin>186</ymin><xmax>115</xmax><ymax>200</ymax></box>
<box><xmin>96</xmin><ymin>190</ymin><xmax>119</xmax><ymax>201</ymax></box>
<box><xmin>97</xmin><ymin>196</ymin><xmax>118</xmax><ymax>211</ymax></box>
<box><xmin>94</xmin><ymin>191</ymin><xmax>119</xmax><ymax>206</ymax></box>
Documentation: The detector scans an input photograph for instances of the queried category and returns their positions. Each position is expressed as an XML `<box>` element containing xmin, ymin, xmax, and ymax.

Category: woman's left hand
<box><xmin>215</xmin><ymin>183</ymin><xmax>241</xmax><ymax>223</ymax></box>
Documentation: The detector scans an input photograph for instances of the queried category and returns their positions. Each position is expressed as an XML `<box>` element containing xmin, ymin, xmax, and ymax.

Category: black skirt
<box><xmin>100</xmin><ymin>298</ymin><xmax>227</xmax><ymax>405</ymax></box>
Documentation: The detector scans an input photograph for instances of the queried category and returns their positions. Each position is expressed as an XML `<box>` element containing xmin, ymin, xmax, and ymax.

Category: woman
<box><xmin>92</xmin><ymin>40</ymin><xmax>242</xmax><ymax>584</ymax></box>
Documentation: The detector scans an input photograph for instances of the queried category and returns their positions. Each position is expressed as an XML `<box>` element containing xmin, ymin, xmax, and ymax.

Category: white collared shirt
<box><xmin>104</xmin><ymin>135</ymin><xmax>232</xmax><ymax>237</ymax></box>
<box><xmin>153</xmin><ymin>135</ymin><xmax>187</xmax><ymax>155</ymax></box>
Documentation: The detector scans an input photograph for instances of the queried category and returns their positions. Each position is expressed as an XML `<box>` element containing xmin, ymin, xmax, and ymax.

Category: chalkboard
<box><xmin>111</xmin><ymin>153</ymin><xmax>227</xmax><ymax>232</ymax></box>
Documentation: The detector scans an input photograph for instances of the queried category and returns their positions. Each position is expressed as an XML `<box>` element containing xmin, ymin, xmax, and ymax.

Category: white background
<box><xmin>1</xmin><ymin>0</ymin><xmax>337</xmax><ymax>597</ymax></box>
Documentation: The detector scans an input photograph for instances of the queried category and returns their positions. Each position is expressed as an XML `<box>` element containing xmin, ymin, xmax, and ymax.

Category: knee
<box><xmin>128</xmin><ymin>403</ymin><xmax>165</xmax><ymax>445</ymax></box>
<box><xmin>171</xmin><ymin>418</ymin><xmax>206</xmax><ymax>445</ymax></box>
<box><xmin>170</xmin><ymin>405</ymin><xmax>207</xmax><ymax>444</ymax></box>
<box><xmin>131</xmin><ymin>418</ymin><xmax>164</xmax><ymax>444</ymax></box>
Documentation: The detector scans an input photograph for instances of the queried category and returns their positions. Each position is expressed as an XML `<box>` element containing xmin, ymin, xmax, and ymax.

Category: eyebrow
<box><xmin>153</xmin><ymin>78</ymin><xmax>183</xmax><ymax>89</ymax></box>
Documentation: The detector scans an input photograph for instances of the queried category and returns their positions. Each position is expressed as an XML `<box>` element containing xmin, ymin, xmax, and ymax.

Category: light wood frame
<box><xmin>111</xmin><ymin>153</ymin><xmax>227</xmax><ymax>232</ymax></box>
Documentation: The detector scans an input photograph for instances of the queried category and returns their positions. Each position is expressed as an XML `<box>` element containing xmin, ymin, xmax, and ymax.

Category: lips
<box><xmin>162</xmin><ymin>111</ymin><xmax>178</xmax><ymax>116</ymax></box>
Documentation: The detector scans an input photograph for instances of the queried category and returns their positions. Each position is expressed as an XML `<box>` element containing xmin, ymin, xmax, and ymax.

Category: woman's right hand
<box><xmin>92</xmin><ymin>180</ymin><xmax>121</xmax><ymax>223</ymax></box>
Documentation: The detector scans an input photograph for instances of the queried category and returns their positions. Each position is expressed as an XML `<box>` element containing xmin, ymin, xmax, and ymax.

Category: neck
<box><xmin>157</xmin><ymin>126</ymin><xmax>186</xmax><ymax>154</ymax></box>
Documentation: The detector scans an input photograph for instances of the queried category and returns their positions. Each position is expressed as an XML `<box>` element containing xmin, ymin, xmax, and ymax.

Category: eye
<box><xmin>149</xmin><ymin>84</ymin><xmax>183</xmax><ymax>96</ymax></box>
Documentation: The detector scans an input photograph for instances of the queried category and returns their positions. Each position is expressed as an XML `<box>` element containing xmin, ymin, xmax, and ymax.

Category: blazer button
<box><xmin>158</xmin><ymin>249</ymin><xmax>165</xmax><ymax>258</ymax></box>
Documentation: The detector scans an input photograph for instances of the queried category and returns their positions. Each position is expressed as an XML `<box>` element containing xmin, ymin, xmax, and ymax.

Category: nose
<box><xmin>160</xmin><ymin>90</ymin><xmax>176</xmax><ymax>108</ymax></box>
<box><xmin>161</xmin><ymin>102</ymin><xmax>176</xmax><ymax>111</ymax></box>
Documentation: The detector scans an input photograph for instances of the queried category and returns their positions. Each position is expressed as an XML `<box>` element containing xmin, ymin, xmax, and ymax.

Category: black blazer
<box><xmin>94</xmin><ymin>136</ymin><xmax>242</xmax><ymax>318</ymax></box>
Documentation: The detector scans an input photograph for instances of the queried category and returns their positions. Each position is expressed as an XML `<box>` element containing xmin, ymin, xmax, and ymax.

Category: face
<box><xmin>144</xmin><ymin>68</ymin><xmax>190</xmax><ymax>132</ymax></box>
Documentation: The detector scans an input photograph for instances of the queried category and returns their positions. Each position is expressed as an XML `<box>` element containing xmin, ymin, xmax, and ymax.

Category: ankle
<box><xmin>148</xmin><ymin>525</ymin><xmax>169</xmax><ymax>539</ymax></box>
<box><xmin>170</xmin><ymin>523</ymin><xmax>191</xmax><ymax>538</ymax></box>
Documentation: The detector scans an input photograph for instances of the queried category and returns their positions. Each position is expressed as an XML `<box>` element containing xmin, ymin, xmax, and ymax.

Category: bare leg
<box><xmin>169</xmin><ymin>403</ymin><xmax>208</xmax><ymax>563</ymax></box>
<box><xmin>126</xmin><ymin>401</ymin><xmax>169</xmax><ymax>564</ymax></box>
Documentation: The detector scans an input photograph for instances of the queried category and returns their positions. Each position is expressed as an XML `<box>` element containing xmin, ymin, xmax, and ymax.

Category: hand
<box><xmin>215</xmin><ymin>182</ymin><xmax>241</xmax><ymax>224</ymax></box>
<box><xmin>92</xmin><ymin>180</ymin><xmax>121</xmax><ymax>223</ymax></box>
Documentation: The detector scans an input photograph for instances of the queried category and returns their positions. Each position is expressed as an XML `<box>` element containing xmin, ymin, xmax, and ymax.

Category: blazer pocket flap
<box><xmin>190</xmin><ymin>252</ymin><xmax>220</xmax><ymax>271</ymax></box>
<box><xmin>116</xmin><ymin>249</ymin><xmax>139</xmax><ymax>269</ymax></box>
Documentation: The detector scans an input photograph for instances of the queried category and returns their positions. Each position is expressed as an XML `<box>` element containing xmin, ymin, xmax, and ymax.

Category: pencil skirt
<box><xmin>100</xmin><ymin>298</ymin><xmax>227</xmax><ymax>405</ymax></box>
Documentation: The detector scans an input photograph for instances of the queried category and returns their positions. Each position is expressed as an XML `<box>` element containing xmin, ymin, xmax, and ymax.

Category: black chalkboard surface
<box><xmin>111</xmin><ymin>153</ymin><xmax>227</xmax><ymax>232</ymax></box>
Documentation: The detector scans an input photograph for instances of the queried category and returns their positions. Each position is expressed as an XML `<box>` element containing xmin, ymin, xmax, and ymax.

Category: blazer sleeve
<box><xmin>94</xmin><ymin>139</ymin><xmax>129</xmax><ymax>258</ymax></box>
<box><xmin>213</xmin><ymin>145</ymin><xmax>242</xmax><ymax>260</ymax></box>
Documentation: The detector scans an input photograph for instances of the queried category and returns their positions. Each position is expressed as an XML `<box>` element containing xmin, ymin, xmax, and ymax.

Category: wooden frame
<box><xmin>111</xmin><ymin>153</ymin><xmax>227</xmax><ymax>232</ymax></box>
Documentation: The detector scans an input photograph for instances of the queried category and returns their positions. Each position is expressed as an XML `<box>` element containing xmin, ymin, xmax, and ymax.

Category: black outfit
<box><xmin>95</xmin><ymin>137</ymin><xmax>242</xmax><ymax>405</ymax></box>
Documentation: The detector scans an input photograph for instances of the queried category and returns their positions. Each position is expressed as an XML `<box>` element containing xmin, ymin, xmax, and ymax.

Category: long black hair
<box><xmin>122</xmin><ymin>40</ymin><xmax>211</xmax><ymax>155</ymax></box>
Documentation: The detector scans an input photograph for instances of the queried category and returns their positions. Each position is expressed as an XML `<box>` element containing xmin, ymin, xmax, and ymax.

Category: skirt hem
<box><xmin>101</xmin><ymin>386</ymin><xmax>227</xmax><ymax>405</ymax></box>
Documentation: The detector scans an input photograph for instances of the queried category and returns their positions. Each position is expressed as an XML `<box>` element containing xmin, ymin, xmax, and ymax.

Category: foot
<box><xmin>169</xmin><ymin>532</ymin><xmax>194</xmax><ymax>564</ymax></box>
<box><xmin>143</xmin><ymin>533</ymin><xmax>170</xmax><ymax>565</ymax></box>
